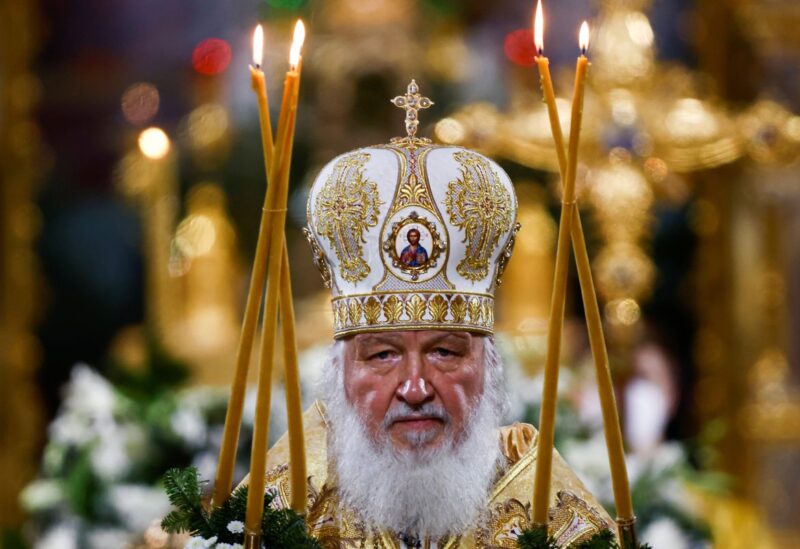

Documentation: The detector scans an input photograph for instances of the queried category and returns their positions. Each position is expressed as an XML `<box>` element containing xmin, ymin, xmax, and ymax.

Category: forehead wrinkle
<box><xmin>354</xmin><ymin>333</ymin><xmax>404</xmax><ymax>348</ymax></box>
<box><xmin>420</xmin><ymin>331</ymin><xmax>473</xmax><ymax>347</ymax></box>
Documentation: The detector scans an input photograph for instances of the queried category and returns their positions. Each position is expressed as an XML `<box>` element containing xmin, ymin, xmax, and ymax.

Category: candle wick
<box><xmin>581</xmin><ymin>47</ymin><xmax>587</xmax><ymax>56</ymax></box>
<box><xmin>253</xmin><ymin>63</ymin><xmax>261</xmax><ymax>70</ymax></box>
<box><xmin>537</xmin><ymin>47</ymin><xmax>543</xmax><ymax>57</ymax></box>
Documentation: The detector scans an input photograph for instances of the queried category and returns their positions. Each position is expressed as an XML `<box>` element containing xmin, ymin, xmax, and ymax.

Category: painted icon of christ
<box><xmin>399</xmin><ymin>228</ymin><xmax>428</xmax><ymax>267</ymax></box>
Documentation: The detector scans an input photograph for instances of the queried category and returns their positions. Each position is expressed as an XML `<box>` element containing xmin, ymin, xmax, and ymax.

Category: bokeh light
<box><xmin>121</xmin><ymin>82</ymin><xmax>159</xmax><ymax>126</ymax></box>
<box><xmin>174</xmin><ymin>215</ymin><xmax>216</xmax><ymax>259</ymax></box>
<box><xmin>504</xmin><ymin>29</ymin><xmax>536</xmax><ymax>67</ymax></box>
<box><xmin>138</xmin><ymin>127</ymin><xmax>171</xmax><ymax>159</ymax></box>
<box><xmin>434</xmin><ymin>117</ymin><xmax>465</xmax><ymax>144</ymax></box>
<box><xmin>186</xmin><ymin>103</ymin><xmax>229</xmax><ymax>150</ymax></box>
<box><xmin>192</xmin><ymin>38</ymin><xmax>232</xmax><ymax>76</ymax></box>
<box><xmin>606</xmin><ymin>297</ymin><xmax>642</xmax><ymax>327</ymax></box>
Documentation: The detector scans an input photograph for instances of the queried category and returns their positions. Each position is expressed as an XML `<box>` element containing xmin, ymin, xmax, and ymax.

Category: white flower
<box><xmin>185</xmin><ymin>536</ymin><xmax>217</xmax><ymax>549</ymax></box>
<box><xmin>170</xmin><ymin>408</ymin><xmax>208</xmax><ymax>447</ymax></box>
<box><xmin>192</xmin><ymin>451</ymin><xmax>219</xmax><ymax>483</ymax></box>
<box><xmin>216</xmin><ymin>544</ymin><xmax>241</xmax><ymax>549</ymax></box>
<box><xmin>226</xmin><ymin>520</ymin><xmax>244</xmax><ymax>534</ymax></box>
<box><xmin>19</xmin><ymin>479</ymin><xmax>64</xmax><ymax>512</ymax></box>
<box><xmin>648</xmin><ymin>441</ymin><xmax>686</xmax><ymax>475</ymax></box>
<box><xmin>107</xmin><ymin>484</ymin><xmax>171</xmax><ymax>533</ymax></box>
<box><xmin>87</xmin><ymin>527</ymin><xmax>132</xmax><ymax>549</ymax></box>
<box><xmin>185</xmin><ymin>537</ymin><xmax>207</xmax><ymax>549</ymax></box>
<box><xmin>642</xmin><ymin>517</ymin><xmax>689</xmax><ymax>549</ymax></box>
<box><xmin>561</xmin><ymin>435</ymin><xmax>614</xmax><ymax>503</ymax></box>
<box><xmin>34</xmin><ymin>521</ymin><xmax>78</xmax><ymax>549</ymax></box>
<box><xmin>49</xmin><ymin>413</ymin><xmax>93</xmax><ymax>446</ymax></box>
<box><xmin>90</xmin><ymin>428</ymin><xmax>132</xmax><ymax>480</ymax></box>
<box><xmin>63</xmin><ymin>364</ymin><xmax>117</xmax><ymax>419</ymax></box>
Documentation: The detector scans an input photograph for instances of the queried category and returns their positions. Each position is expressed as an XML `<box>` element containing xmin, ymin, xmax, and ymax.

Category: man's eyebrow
<box><xmin>355</xmin><ymin>334</ymin><xmax>403</xmax><ymax>347</ymax></box>
<box><xmin>425</xmin><ymin>332</ymin><xmax>471</xmax><ymax>346</ymax></box>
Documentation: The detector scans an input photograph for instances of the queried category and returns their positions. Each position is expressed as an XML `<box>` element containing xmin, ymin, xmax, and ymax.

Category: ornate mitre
<box><xmin>305</xmin><ymin>80</ymin><xmax>520</xmax><ymax>338</ymax></box>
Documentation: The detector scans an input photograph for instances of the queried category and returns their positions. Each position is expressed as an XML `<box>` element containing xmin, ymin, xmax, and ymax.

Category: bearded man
<box><xmin>252</xmin><ymin>83</ymin><xmax>613</xmax><ymax>547</ymax></box>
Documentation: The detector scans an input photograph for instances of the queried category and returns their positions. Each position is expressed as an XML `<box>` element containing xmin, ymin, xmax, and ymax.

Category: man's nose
<box><xmin>395</xmin><ymin>354</ymin><xmax>434</xmax><ymax>406</ymax></box>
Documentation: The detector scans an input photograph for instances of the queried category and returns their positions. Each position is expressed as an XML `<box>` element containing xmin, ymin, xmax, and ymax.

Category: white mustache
<box><xmin>382</xmin><ymin>402</ymin><xmax>450</xmax><ymax>428</ymax></box>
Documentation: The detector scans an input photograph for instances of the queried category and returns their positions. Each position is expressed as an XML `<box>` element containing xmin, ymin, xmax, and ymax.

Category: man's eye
<box><xmin>370</xmin><ymin>350</ymin><xmax>393</xmax><ymax>360</ymax></box>
<box><xmin>434</xmin><ymin>347</ymin><xmax>455</xmax><ymax>357</ymax></box>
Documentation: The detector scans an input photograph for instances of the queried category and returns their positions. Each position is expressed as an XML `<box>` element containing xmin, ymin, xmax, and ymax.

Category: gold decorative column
<box><xmin>0</xmin><ymin>0</ymin><xmax>45</xmax><ymax>528</ymax></box>
<box><xmin>495</xmin><ymin>185</ymin><xmax>556</xmax><ymax>373</ymax></box>
<box><xmin>170</xmin><ymin>183</ymin><xmax>242</xmax><ymax>384</ymax></box>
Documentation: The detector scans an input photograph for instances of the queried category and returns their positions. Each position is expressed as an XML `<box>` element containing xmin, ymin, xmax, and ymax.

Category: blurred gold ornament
<box><xmin>436</xmin><ymin>0</ymin><xmax>800</xmax><ymax>331</ymax></box>
<box><xmin>169</xmin><ymin>183</ymin><xmax>242</xmax><ymax>382</ymax></box>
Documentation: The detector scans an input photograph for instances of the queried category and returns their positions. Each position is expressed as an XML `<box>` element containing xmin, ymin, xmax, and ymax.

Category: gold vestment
<box><xmin>246</xmin><ymin>402</ymin><xmax>613</xmax><ymax>548</ymax></box>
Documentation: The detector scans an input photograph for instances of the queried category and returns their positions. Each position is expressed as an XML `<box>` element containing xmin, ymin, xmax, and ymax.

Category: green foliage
<box><xmin>106</xmin><ymin>333</ymin><xmax>190</xmax><ymax>401</ymax></box>
<box><xmin>516</xmin><ymin>526</ymin><xmax>653</xmax><ymax>549</ymax></box>
<box><xmin>160</xmin><ymin>467</ymin><xmax>209</xmax><ymax>534</ymax></box>
<box><xmin>161</xmin><ymin>467</ymin><xmax>322</xmax><ymax>548</ymax></box>
<box><xmin>572</xmin><ymin>530</ymin><xmax>618</xmax><ymax>549</ymax></box>
<box><xmin>1</xmin><ymin>528</ymin><xmax>28</xmax><ymax>549</ymax></box>
<box><xmin>517</xmin><ymin>524</ymin><xmax>559</xmax><ymax>549</ymax></box>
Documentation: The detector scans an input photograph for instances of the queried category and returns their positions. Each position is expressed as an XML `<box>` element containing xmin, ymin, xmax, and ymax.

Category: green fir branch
<box><xmin>160</xmin><ymin>467</ymin><xmax>210</xmax><ymax>534</ymax></box>
<box><xmin>160</xmin><ymin>467</ymin><xmax>321</xmax><ymax>548</ymax></box>
<box><xmin>572</xmin><ymin>530</ymin><xmax>618</xmax><ymax>549</ymax></box>
<box><xmin>517</xmin><ymin>524</ymin><xmax>559</xmax><ymax>549</ymax></box>
<box><xmin>517</xmin><ymin>525</ymin><xmax>653</xmax><ymax>549</ymax></box>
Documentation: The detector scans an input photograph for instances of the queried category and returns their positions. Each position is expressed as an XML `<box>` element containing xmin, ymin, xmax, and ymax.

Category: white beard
<box><xmin>321</xmin><ymin>338</ymin><xmax>509</xmax><ymax>540</ymax></box>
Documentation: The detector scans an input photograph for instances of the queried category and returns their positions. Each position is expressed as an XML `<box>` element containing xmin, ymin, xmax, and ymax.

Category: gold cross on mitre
<box><xmin>391</xmin><ymin>79</ymin><xmax>434</xmax><ymax>140</ymax></box>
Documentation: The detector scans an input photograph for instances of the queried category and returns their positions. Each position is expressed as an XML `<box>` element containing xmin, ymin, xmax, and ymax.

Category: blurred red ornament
<box><xmin>192</xmin><ymin>38</ymin><xmax>232</xmax><ymax>76</ymax></box>
<box><xmin>504</xmin><ymin>29</ymin><xmax>537</xmax><ymax>67</ymax></box>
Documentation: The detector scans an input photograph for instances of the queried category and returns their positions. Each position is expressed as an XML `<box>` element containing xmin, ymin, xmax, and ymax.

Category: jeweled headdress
<box><xmin>305</xmin><ymin>81</ymin><xmax>520</xmax><ymax>337</ymax></box>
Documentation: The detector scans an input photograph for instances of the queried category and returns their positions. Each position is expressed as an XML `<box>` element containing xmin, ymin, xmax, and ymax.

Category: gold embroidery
<box><xmin>336</xmin><ymin>301</ymin><xmax>348</xmax><ymax>330</ymax></box>
<box><xmin>302</xmin><ymin>227</ymin><xmax>332</xmax><ymax>289</ymax></box>
<box><xmin>483</xmin><ymin>299</ymin><xmax>493</xmax><ymax>326</ymax></box>
<box><xmin>451</xmin><ymin>295</ymin><xmax>467</xmax><ymax>323</ymax></box>
<box><xmin>469</xmin><ymin>296</ymin><xmax>482</xmax><ymax>324</ymax></box>
<box><xmin>486</xmin><ymin>498</ymin><xmax>532</xmax><ymax>548</ymax></box>
<box><xmin>348</xmin><ymin>299</ymin><xmax>362</xmax><ymax>326</ymax></box>
<box><xmin>406</xmin><ymin>294</ymin><xmax>425</xmax><ymax>322</ymax></box>
<box><xmin>364</xmin><ymin>297</ymin><xmax>381</xmax><ymax>324</ymax></box>
<box><xmin>549</xmin><ymin>491</ymin><xmax>612</xmax><ymax>546</ymax></box>
<box><xmin>331</xmin><ymin>293</ymin><xmax>494</xmax><ymax>336</ymax></box>
<box><xmin>264</xmin><ymin>464</ymin><xmax>291</xmax><ymax>510</ymax></box>
<box><xmin>396</xmin><ymin>172</ymin><xmax>433</xmax><ymax>211</ymax></box>
<box><xmin>446</xmin><ymin>151</ymin><xmax>515</xmax><ymax>281</ymax></box>
<box><xmin>495</xmin><ymin>222</ymin><xmax>521</xmax><ymax>287</ymax></box>
<box><xmin>314</xmin><ymin>153</ymin><xmax>383</xmax><ymax>283</ymax></box>
<box><xmin>428</xmin><ymin>294</ymin><xmax>448</xmax><ymax>322</ymax></box>
<box><xmin>384</xmin><ymin>295</ymin><xmax>403</xmax><ymax>323</ymax></box>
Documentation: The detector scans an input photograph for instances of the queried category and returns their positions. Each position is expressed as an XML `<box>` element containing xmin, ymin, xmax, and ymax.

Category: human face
<box><xmin>407</xmin><ymin>230</ymin><xmax>420</xmax><ymax>245</ymax></box>
<box><xmin>342</xmin><ymin>330</ymin><xmax>486</xmax><ymax>454</ymax></box>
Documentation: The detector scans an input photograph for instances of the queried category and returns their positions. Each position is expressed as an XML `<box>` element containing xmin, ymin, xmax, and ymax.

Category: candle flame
<box><xmin>252</xmin><ymin>24</ymin><xmax>264</xmax><ymax>67</ymax></box>
<box><xmin>534</xmin><ymin>0</ymin><xmax>544</xmax><ymax>54</ymax></box>
<box><xmin>579</xmin><ymin>21</ymin><xmax>590</xmax><ymax>53</ymax></box>
<box><xmin>289</xmin><ymin>19</ymin><xmax>305</xmax><ymax>70</ymax></box>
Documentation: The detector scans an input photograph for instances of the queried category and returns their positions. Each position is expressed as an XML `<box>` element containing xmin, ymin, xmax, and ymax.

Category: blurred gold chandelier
<box><xmin>435</xmin><ymin>0</ymin><xmax>800</xmax><ymax>333</ymax></box>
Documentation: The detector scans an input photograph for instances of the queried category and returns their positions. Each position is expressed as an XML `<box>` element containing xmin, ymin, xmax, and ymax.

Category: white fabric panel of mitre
<box><xmin>306</xmin><ymin>147</ymin><xmax>399</xmax><ymax>297</ymax></box>
<box><xmin>425</xmin><ymin>146</ymin><xmax>517</xmax><ymax>295</ymax></box>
